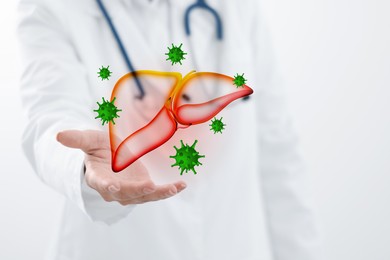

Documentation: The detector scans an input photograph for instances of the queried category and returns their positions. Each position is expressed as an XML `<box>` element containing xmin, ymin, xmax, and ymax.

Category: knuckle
<box><xmin>113</xmin><ymin>194</ymin><xmax>128</xmax><ymax>202</ymax></box>
<box><xmin>129</xmin><ymin>197</ymin><xmax>147</xmax><ymax>204</ymax></box>
<box><xmin>84</xmin><ymin>174</ymin><xmax>94</xmax><ymax>187</ymax></box>
<box><xmin>149</xmin><ymin>194</ymin><xmax>166</xmax><ymax>202</ymax></box>
<box><xmin>118</xmin><ymin>201</ymin><xmax>128</xmax><ymax>206</ymax></box>
<box><xmin>102</xmin><ymin>197</ymin><xmax>112</xmax><ymax>202</ymax></box>
<box><xmin>100</xmin><ymin>193</ymin><xmax>114</xmax><ymax>202</ymax></box>
<box><xmin>160</xmin><ymin>191</ymin><xmax>173</xmax><ymax>199</ymax></box>
<box><xmin>99</xmin><ymin>180</ymin><xmax>111</xmax><ymax>191</ymax></box>
<box><xmin>119</xmin><ymin>200</ymin><xmax>134</xmax><ymax>206</ymax></box>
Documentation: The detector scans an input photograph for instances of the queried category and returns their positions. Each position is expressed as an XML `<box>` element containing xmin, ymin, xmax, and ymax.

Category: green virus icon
<box><xmin>233</xmin><ymin>73</ymin><xmax>247</xmax><ymax>88</ymax></box>
<box><xmin>97</xmin><ymin>65</ymin><xmax>112</xmax><ymax>81</ymax></box>
<box><xmin>170</xmin><ymin>140</ymin><xmax>205</xmax><ymax>175</ymax></box>
<box><xmin>209</xmin><ymin>117</ymin><xmax>226</xmax><ymax>134</ymax></box>
<box><xmin>165</xmin><ymin>43</ymin><xmax>187</xmax><ymax>65</ymax></box>
<box><xmin>94</xmin><ymin>97</ymin><xmax>122</xmax><ymax>125</ymax></box>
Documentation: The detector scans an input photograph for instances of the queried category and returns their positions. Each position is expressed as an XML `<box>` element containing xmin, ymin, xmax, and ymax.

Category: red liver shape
<box><xmin>110</xmin><ymin>71</ymin><xmax>253</xmax><ymax>172</ymax></box>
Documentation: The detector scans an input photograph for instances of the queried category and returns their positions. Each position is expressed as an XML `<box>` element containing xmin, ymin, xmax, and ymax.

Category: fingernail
<box><xmin>180</xmin><ymin>183</ymin><xmax>187</xmax><ymax>189</ymax></box>
<box><xmin>143</xmin><ymin>188</ymin><xmax>155</xmax><ymax>194</ymax></box>
<box><xmin>108</xmin><ymin>185</ymin><xmax>120</xmax><ymax>193</ymax></box>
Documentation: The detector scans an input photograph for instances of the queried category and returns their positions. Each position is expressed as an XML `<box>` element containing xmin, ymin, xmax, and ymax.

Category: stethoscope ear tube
<box><xmin>184</xmin><ymin>0</ymin><xmax>223</xmax><ymax>40</ymax></box>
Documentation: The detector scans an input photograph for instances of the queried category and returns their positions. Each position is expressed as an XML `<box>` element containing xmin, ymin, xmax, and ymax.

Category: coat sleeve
<box><xmin>251</xmin><ymin>4</ymin><xmax>323</xmax><ymax>260</ymax></box>
<box><xmin>17</xmin><ymin>0</ymin><xmax>135</xmax><ymax>224</ymax></box>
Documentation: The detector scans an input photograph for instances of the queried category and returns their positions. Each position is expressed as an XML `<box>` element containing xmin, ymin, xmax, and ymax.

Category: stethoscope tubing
<box><xmin>96</xmin><ymin>0</ymin><xmax>224</xmax><ymax>100</ymax></box>
<box><xmin>96</xmin><ymin>0</ymin><xmax>145</xmax><ymax>98</ymax></box>
<box><xmin>184</xmin><ymin>0</ymin><xmax>223</xmax><ymax>40</ymax></box>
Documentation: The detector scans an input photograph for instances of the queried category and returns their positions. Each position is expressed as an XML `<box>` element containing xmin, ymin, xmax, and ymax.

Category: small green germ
<box><xmin>209</xmin><ymin>117</ymin><xmax>226</xmax><ymax>134</ymax></box>
<box><xmin>233</xmin><ymin>73</ymin><xmax>247</xmax><ymax>88</ymax></box>
<box><xmin>94</xmin><ymin>97</ymin><xmax>122</xmax><ymax>125</ymax></box>
<box><xmin>165</xmin><ymin>43</ymin><xmax>187</xmax><ymax>65</ymax></box>
<box><xmin>97</xmin><ymin>66</ymin><xmax>112</xmax><ymax>80</ymax></box>
<box><xmin>170</xmin><ymin>140</ymin><xmax>205</xmax><ymax>175</ymax></box>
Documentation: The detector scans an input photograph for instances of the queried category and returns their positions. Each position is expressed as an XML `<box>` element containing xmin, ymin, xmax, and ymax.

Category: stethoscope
<box><xmin>96</xmin><ymin>0</ymin><xmax>223</xmax><ymax>100</ymax></box>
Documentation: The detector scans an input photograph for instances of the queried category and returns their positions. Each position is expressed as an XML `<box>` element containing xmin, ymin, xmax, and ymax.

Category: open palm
<box><xmin>57</xmin><ymin>130</ymin><xmax>186</xmax><ymax>205</ymax></box>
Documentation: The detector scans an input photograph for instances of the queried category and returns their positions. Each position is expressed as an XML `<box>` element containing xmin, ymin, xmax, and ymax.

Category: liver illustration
<box><xmin>109</xmin><ymin>70</ymin><xmax>253</xmax><ymax>172</ymax></box>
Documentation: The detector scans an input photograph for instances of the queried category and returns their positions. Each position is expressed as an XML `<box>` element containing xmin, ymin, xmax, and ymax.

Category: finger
<box><xmin>132</xmin><ymin>183</ymin><xmax>179</xmax><ymax>203</ymax></box>
<box><xmin>57</xmin><ymin>130</ymin><xmax>107</xmax><ymax>153</ymax></box>
<box><xmin>173</xmin><ymin>181</ymin><xmax>187</xmax><ymax>193</ymax></box>
<box><xmin>107</xmin><ymin>180</ymin><xmax>158</xmax><ymax>201</ymax></box>
<box><xmin>133</xmin><ymin>181</ymin><xmax>187</xmax><ymax>202</ymax></box>
<box><xmin>120</xmin><ymin>182</ymin><xmax>186</xmax><ymax>205</ymax></box>
<box><xmin>84</xmin><ymin>175</ymin><xmax>118</xmax><ymax>202</ymax></box>
<box><xmin>85</xmin><ymin>177</ymin><xmax>153</xmax><ymax>203</ymax></box>
<box><xmin>84</xmin><ymin>162</ymin><xmax>157</xmax><ymax>201</ymax></box>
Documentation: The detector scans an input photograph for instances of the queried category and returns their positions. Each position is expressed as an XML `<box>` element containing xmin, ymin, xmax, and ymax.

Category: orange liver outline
<box><xmin>109</xmin><ymin>70</ymin><xmax>253</xmax><ymax>172</ymax></box>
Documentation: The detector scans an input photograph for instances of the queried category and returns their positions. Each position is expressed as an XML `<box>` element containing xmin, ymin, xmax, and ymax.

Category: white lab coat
<box><xmin>17</xmin><ymin>0</ymin><xmax>322</xmax><ymax>259</ymax></box>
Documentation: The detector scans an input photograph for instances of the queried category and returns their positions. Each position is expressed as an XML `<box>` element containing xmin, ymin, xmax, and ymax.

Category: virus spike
<box><xmin>170</xmin><ymin>140</ymin><xmax>205</xmax><ymax>175</ymax></box>
<box><xmin>191</xmin><ymin>139</ymin><xmax>198</xmax><ymax>148</ymax></box>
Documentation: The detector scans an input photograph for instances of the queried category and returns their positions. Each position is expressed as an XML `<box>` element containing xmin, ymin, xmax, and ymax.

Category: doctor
<box><xmin>17</xmin><ymin>0</ymin><xmax>322</xmax><ymax>259</ymax></box>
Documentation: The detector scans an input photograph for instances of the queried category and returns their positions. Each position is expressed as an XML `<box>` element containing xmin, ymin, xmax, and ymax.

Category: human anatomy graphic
<box><xmin>107</xmin><ymin>70</ymin><xmax>253</xmax><ymax>173</ymax></box>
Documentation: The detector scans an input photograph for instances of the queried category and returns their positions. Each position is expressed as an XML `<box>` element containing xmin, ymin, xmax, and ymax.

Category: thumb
<box><xmin>57</xmin><ymin>130</ymin><xmax>106</xmax><ymax>153</ymax></box>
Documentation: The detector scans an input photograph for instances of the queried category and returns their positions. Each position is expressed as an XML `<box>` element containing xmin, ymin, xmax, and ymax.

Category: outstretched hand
<box><xmin>57</xmin><ymin>130</ymin><xmax>187</xmax><ymax>205</ymax></box>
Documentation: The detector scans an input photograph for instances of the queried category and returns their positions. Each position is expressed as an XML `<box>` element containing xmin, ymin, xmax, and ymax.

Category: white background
<box><xmin>1</xmin><ymin>0</ymin><xmax>389</xmax><ymax>259</ymax></box>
